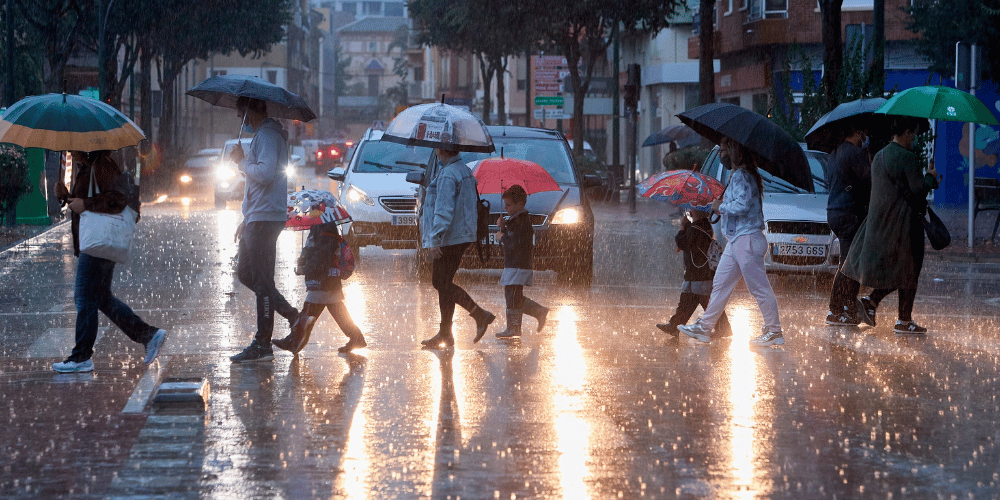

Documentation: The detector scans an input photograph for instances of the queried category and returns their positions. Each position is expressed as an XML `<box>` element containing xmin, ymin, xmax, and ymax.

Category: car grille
<box><xmin>380</xmin><ymin>196</ymin><xmax>417</xmax><ymax>213</ymax></box>
<box><xmin>771</xmin><ymin>255</ymin><xmax>827</xmax><ymax>266</ymax></box>
<box><xmin>490</xmin><ymin>213</ymin><xmax>548</xmax><ymax>226</ymax></box>
<box><xmin>767</xmin><ymin>220</ymin><xmax>831</xmax><ymax>235</ymax></box>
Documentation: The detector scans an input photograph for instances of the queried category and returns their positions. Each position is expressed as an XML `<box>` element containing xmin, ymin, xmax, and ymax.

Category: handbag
<box><xmin>78</xmin><ymin>167</ymin><xmax>137</xmax><ymax>263</ymax></box>
<box><xmin>923</xmin><ymin>206</ymin><xmax>950</xmax><ymax>250</ymax></box>
<box><xmin>691</xmin><ymin>224</ymin><xmax>723</xmax><ymax>270</ymax></box>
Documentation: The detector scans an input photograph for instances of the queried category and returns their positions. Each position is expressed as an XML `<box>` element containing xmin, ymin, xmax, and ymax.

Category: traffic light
<box><xmin>624</xmin><ymin>64</ymin><xmax>641</xmax><ymax>108</ymax></box>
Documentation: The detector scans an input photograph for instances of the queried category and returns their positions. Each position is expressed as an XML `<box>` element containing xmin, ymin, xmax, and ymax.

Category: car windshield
<box><xmin>462</xmin><ymin>137</ymin><xmax>578</xmax><ymax>184</ymax></box>
<box><xmin>712</xmin><ymin>148</ymin><xmax>830</xmax><ymax>194</ymax></box>
<box><xmin>354</xmin><ymin>140</ymin><xmax>433</xmax><ymax>173</ymax></box>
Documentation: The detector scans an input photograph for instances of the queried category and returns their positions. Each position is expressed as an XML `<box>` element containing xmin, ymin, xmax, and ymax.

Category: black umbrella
<box><xmin>186</xmin><ymin>74</ymin><xmax>316</xmax><ymax>122</ymax></box>
<box><xmin>641</xmin><ymin>124</ymin><xmax>701</xmax><ymax>148</ymax></box>
<box><xmin>804</xmin><ymin>97</ymin><xmax>887</xmax><ymax>152</ymax></box>
<box><xmin>678</xmin><ymin>103</ymin><xmax>813</xmax><ymax>193</ymax></box>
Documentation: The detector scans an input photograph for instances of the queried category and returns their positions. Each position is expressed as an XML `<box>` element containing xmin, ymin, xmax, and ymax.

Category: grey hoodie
<box><xmin>240</xmin><ymin>118</ymin><xmax>289</xmax><ymax>223</ymax></box>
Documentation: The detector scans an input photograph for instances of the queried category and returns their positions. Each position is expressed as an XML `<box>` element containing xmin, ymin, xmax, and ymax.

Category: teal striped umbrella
<box><xmin>0</xmin><ymin>93</ymin><xmax>145</xmax><ymax>152</ymax></box>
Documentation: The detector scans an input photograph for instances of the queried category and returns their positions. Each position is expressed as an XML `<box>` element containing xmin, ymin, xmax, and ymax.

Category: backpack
<box><xmin>325</xmin><ymin>231</ymin><xmax>355</xmax><ymax>280</ymax></box>
<box><xmin>474</xmin><ymin>189</ymin><xmax>491</xmax><ymax>264</ymax></box>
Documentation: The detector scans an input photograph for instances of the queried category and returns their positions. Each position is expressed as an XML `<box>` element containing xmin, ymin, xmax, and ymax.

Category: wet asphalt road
<box><xmin>2</xmin><ymin>181</ymin><xmax>1000</xmax><ymax>499</ymax></box>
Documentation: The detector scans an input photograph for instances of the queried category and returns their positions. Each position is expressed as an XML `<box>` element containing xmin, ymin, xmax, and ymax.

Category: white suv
<box><xmin>327</xmin><ymin>128</ymin><xmax>433</xmax><ymax>256</ymax></box>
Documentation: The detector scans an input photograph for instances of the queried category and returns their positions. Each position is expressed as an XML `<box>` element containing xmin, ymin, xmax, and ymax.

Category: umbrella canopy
<box><xmin>382</xmin><ymin>103</ymin><xmax>494</xmax><ymax>153</ymax></box>
<box><xmin>186</xmin><ymin>74</ymin><xmax>316</xmax><ymax>122</ymax></box>
<box><xmin>470</xmin><ymin>158</ymin><xmax>561</xmax><ymax>195</ymax></box>
<box><xmin>875</xmin><ymin>85</ymin><xmax>998</xmax><ymax>125</ymax></box>
<box><xmin>0</xmin><ymin>93</ymin><xmax>145</xmax><ymax>152</ymax></box>
<box><xmin>286</xmin><ymin>189</ymin><xmax>352</xmax><ymax>231</ymax></box>
<box><xmin>804</xmin><ymin>97</ymin><xmax>887</xmax><ymax>152</ymax></box>
<box><xmin>642</xmin><ymin>124</ymin><xmax>701</xmax><ymax>148</ymax></box>
<box><xmin>678</xmin><ymin>103</ymin><xmax>814</xmax><ymax>193</ymax></box>
<box><xmin>638</xmin><ymin>169</ymin><xmax>725</xmax><ymax>213</ymax></box>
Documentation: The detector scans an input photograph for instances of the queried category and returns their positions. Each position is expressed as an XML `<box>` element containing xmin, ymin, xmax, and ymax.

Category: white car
<box><xmin>327</xmin><ymin>128</ymin><xmax>433</xmax><ymax>255</ymax></box>
<box><xmin>700</xmin><ymin>145</ymin><xmax>838</xmax><ymax>276</ymax></box>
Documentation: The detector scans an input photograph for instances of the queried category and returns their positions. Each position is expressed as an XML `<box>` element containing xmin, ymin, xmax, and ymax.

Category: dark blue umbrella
<box><xmin>804</xmin><ymin>97</ymin><xmax>887</xmax><ymax>152</ymax></box>
<box><xmin>186</xmin><ymin>74</ymin><xmax>316</xmax><ymax>122</ymax></box>
<box><xmin>642</xmin><ymin>124</ymin><xmax>701</xmax><ymax>148</ymax></box>
<box><xmin>678</xmin><ymin>103</ymin><xmax>813</xmax><ymax>193</ymax></box>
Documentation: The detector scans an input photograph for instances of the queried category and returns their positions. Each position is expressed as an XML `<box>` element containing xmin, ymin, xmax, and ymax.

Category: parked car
<box><xmin>315</xmin><ymin>140</ymin><xmax>352</xmax><ymax>177</ymax></box>
<box><xmin>700</xmin><ymin>145</ymin><xmax>838</xmax><ymax>277</ymax></box>
<box><xmin>406</xmin><ymin>126</ymin><xmax>603</xmax><ymax>285</ymax></box>
<box><xmin>327</xmin><ymin>128</ymin><xmax>433</xmax><ymax>257</ymax></box>
<box><xmin>178</xmin><ymin>148</ymin><xmax>220</xmax><ymax>195</ymax></box>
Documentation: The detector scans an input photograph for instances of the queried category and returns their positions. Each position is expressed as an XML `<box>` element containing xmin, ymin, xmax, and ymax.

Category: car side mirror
<box><xmin>583</xmin><ymin>174</ymin><xmax>603</xmax><ymax>188</ymax></box>
<box><xmin>406</xmin><ymin>171</ymin><xmax>424</xmax><ymax>185</ymax></box>
<box><xmin>327</xmin><ymin>166</ymin><xmax>346</xmax><ymax>181</ymax></box>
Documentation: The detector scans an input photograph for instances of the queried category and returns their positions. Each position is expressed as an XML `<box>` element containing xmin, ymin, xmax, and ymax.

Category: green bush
<box><xmin>663</xmin><ymin>146</ymin><xmax>712</xmax><ymax>172</ymax></box>
<box><xmin>0</xmin><ymin>144</ymin><xmax>32</xmax><ymax>226</ymax></box>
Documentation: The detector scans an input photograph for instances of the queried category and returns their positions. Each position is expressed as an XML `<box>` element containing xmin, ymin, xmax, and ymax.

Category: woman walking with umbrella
<box><xmin>677</xmin><ymin>138</ymin><xmax>784</xmax><ymax>346</ymax></box>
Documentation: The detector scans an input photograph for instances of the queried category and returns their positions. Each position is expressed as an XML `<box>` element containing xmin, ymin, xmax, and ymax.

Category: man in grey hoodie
<box><xmin>229</xmin><ymin>96</ymin><xmax>299</xmax><ymax>363</ymax></box>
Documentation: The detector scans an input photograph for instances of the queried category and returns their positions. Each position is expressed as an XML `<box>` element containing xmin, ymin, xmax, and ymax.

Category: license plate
<box><xmin>392</xmin><ymin>215</ymin><xmax>417</xmax><ymax>226</ymax></box>
<box><xmin>481</xmin><ymin>233</ymin><xmax>535</xmax><ymax>246</ymax></box>
<box><xmin>772</xmin><ymin>243</ymin><xmax>827</xmax><ymax>257</ymax></box>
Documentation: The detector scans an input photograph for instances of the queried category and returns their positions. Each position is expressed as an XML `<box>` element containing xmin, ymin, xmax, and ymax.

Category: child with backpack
<box><xmin>272</xmin><ymin>220</ymin><xmax>366</xmax><ymax>354</ymax></box>
<box><xmin>494</xmin><ymin>184</ymin><xmax>549</xmax><ymax>339</ymax></box>
<box><xmin>656</xmin><ymin>209</ymin><xmax>731</xmax><ymax>337</ymax></box>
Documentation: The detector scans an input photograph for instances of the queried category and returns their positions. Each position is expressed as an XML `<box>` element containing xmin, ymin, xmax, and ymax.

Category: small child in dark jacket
<box><xmin>495</xmin><ymin>184</ymin><xmax>549</xmax><ymax>338</ymax></box>
<box><xmin>272</xmin><ymin>221</ymin><xmax>367</xmax><ymax>354</ymax></box>
<box><xmin>657</xmin><ymin>210</ymin><xmax>731</xmax><ymax>336</ymax></box>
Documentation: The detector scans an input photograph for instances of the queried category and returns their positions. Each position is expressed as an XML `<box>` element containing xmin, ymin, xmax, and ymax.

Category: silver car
<box><xmin>700</xmin><ymin>145</ymin><xmax>839</xmax><ymax>276</ymax></box>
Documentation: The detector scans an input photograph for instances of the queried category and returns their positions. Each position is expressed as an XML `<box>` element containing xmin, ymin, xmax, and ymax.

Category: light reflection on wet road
<box><xmin>1</xmin><ymin>187</ymin><xmax>1000</xmax><ymax>499</ymax></box>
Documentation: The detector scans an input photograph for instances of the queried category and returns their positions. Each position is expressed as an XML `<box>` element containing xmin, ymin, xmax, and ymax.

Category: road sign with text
<box><xmin>534</xmin><ymin>96</ymin><xmax>564</xmax><ymax>106</ymax></box>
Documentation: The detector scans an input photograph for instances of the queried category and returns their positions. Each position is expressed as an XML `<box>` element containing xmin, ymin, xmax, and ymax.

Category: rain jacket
<box><xmin>841</xmin><ymin>142</ymin><xmax>939</xmax><ymax>289</ymax></box>
<box><xmin>299</xmin><ymin>222</ymin><xmax>344</xmax><ymax>294</ymax></box>
<box><xmin>676</xmin><ymin>217</ymin><xmax>716</xmax><ymax>282</ymax></box>
<box><xmin>718</xmin><ymin>167</ymin><xmax>764</xmax><ymax>240</ymax></box>
<box><xmin>420</xmin><ymin>155</ymin><xmax>478</xmax><ymax>248</ymax></box>
<box><xmin>66</xmin><ymin>154</ymin><xmax>133</xmax><ymax>257</ymax></box>
<box><xmin>826</xmin><ymin>141</ymin><xmax>871</xmax><ymax>220</ymax></box>
<box><xmin>500</xmin><ymin>209</ymin><xmax>533</xmax><ymax>270</ymax></box>
<box><xmin>240</xmin><ymin>118</ymin><xmax>289</xmax><ymax>223</ymax></box>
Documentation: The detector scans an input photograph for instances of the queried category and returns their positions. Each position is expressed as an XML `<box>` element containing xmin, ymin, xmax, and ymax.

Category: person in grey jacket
<box><xmin>229</xmin><ymin>96</ymin><xmax>299</xmax><ymax>363</ymax></box>
<box><xmin>419</xmin><ymin>147</ymin><xmax>495</xmax><ymax>348</ymax></box>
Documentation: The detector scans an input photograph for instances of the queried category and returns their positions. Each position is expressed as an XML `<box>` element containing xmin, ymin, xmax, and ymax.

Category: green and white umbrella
<box><xmin>875</xmin><ymin>86</ymin><xmax>998</xmax><ymax>125</ymax></box>
<box><xmin>0</xmin><ymin>93</ymin><xmax>145</xmax><ymax>152</ymax></box>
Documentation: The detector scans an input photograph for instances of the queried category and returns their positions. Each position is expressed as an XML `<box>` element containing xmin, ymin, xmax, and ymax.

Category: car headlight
<box><xmin>347</xmin><ymin>185</ymin><xmax>374</xmax><ymax>206</ymax></box>
<box><xmin>285</xmin><ymin>165</ymin><xmax>295</xmax><ymax>177</ymax></box>
<box><xmin>216</xmin><ymin>166</ymin><xmax>237</xmax><ymax>180</ymax></box>
<box><xmin>550</xmin><ymin>207</ymin><xmax>581</xmax><ymax>224</ymax></box>
<box><xmin>179</xmin><ymin>174</ymin><xmax>192</xmax><ymax>183</ymax></box>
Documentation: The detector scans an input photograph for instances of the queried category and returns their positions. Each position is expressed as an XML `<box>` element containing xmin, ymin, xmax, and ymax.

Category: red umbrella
<box><xmin>637</xmin><ymin>169</ymin><xmax>725</xmax><ymax>212</ymax></box>
<box><xmin>470</xmin><ymin>157</ymin><xmax>561</xmax><ymax>195</ymax></box>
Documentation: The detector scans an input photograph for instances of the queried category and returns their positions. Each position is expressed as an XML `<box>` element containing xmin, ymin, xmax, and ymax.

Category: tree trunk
<box><xmin>495</xmin><ymin>56</ymin><xmax>507</xmax><ymax>125</ymax></box>
<box><xmin>698</xmin><ymin>0</ymin><xmax>715</xmax><ymax>105</ymax></box>
<box><xmin>476</xmin><ymin>53</ymin><xmax>494</xmax><ymax>124</ymax></box>
<box><xmin>871</xmin><ymin>0</ymin><xmax>885</xmax><ymax>94</ymax></box>
<box><xmin>820</xmin><ymin>0</ymin><xmax>844</xmax><ymax>110</ymax></box>
<box><xmin>139</xmin><ymin>38</ymin><xmax>153</xmax><ymax>141</ymax></box>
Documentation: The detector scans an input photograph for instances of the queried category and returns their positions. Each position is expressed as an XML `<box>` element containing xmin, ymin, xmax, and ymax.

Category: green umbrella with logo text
<box><xmin>0</xmin><ymin>93</ymin><xmax>145</xmax><ymax>152</ymax></box>
<box><xmin>875</xmin><ymin>86</ymin><xmax>998</xmax><ymax>125</ymax></box>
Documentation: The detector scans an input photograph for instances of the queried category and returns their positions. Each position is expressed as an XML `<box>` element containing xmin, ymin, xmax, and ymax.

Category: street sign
<box><xmin>533</xmin><ymin>108</ymin><xmax>571</xmax><ymax>120</ymax></box>
<box><xmin>534</xmin><ymin>96</ymin><xmax>564</xmax><ymax>106</ymax></box>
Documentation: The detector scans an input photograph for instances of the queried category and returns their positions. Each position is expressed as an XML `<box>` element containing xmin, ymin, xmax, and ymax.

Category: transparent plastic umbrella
<box><xmin>381</xmin><ymin>103</ymin><xmax>494</xmax><ymax>153</ymax></box>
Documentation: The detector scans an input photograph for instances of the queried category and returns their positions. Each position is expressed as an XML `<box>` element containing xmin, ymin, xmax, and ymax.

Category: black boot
<box><xmin>421</xmin><ymin>323</ymin><xmax>454</xmax><ymax>348</ymax></box>
<box><xmin>470</xmin><ymin>305</ymin><xmax>496</xmax><ymax>343</ymax></box>
<box><xmin>522</xmin><ymin>299</ymin><xmax>549</xmax><ymax>332</ymax></box>
<box><xmin>495</xmin><ymin>309</ymin><xmax>523</xmax><ymax>339</ymax></box>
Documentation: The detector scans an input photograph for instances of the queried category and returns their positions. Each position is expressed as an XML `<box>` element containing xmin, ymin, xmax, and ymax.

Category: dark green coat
<box><xmin>841</xmin><ymin>142</ymin><xmax>938</xmax><ymax>289</ymax></box>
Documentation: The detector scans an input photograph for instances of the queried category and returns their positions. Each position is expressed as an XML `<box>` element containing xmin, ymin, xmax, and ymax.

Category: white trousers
<box><xmin>697</xmin><ymin>232</ymin><xmax>782</xmax><ymax>333</ymax></box>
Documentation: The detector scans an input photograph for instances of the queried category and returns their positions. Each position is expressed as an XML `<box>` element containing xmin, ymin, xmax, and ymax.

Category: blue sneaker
<box><xmin>53</xmin><ymin>358</ymin><xmax>94</xmax><ymax>373</ymax></box>
<box><xmin>144</xmin><ymin>329</ymin><xmax>167</xmax><ymax>365</ymax></box>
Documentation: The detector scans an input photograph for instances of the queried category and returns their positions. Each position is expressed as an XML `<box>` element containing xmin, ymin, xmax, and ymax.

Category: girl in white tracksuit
<box><xmin>678</xmin><ymin>138</ymin><xmax>784</xmax><ymax>346</ymax></box>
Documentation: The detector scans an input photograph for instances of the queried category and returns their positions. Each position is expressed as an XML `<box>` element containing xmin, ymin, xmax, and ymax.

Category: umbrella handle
<box><xmin>237</xmin><ymin>112</ymin><xmax>247</xmax><ymax>142</ymax></box>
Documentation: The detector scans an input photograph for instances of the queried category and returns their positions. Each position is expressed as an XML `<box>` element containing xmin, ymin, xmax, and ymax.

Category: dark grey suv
<box><xmin>407</xmin><ymin>126</ymin><xmax>601</xmax><ymax>285</ymax></box>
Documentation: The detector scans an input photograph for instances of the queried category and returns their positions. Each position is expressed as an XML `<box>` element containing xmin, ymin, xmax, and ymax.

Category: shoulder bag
<box><xmin>690</xmin><ymin>224</ymin><xmax>723</xmax><ymax>270</ymax></box>
<box><xmin>923</xmin><ymin>206</ymin><xmax>950</xmax><ymax>250</ymax></box>
<box><xmin>78</xmin><ymin>167</ymin><xmax>137</xmax><ymax>263</ymax></box>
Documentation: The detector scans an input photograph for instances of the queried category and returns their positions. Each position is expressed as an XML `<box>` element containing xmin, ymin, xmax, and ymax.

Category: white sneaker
<box><xmin>53</xmin><ymin>359</ymin><xmax>94</xmax><ymax>373</ymax></box>
<box><xmin>677</xmin><ymin>323</ymin><xmax>711</xmax><ymax>343</ymax></box>
<box><xmin>144</xmin><ymin>329</ymin><xmax>167</xmax><ymax>365</ymax></box>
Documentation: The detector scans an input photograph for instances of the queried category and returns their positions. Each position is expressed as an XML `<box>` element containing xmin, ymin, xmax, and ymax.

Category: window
<box><xmin>266</xmin><ymin>70</ymin><xmax>277</xmax><ymax>84</ymax></box>
<box><xmin>413</xmin><ymin>66</ymin><xmax>424</xmax><ymax>82</ymax></box>
<box><xmin>747</xmin><ymin>0</ymin><xmax>786</xmax><ymax>20</ymax></box>
<box><xmin>363</xmin><ymin>1</ymin><xmax>382</xmax><ymax>16</ymax></box>
<box><xmin>385</xmin><ymin>2</ymin><xmax>403</xmax><ymax>16</ymax></box>
<box><xmin>368</xmin><ymin>41</ymin><xmax>377</xmax><ymax>52</ymax></box>
<box><xmin>341</xmin><ymin>2</ymin><xmax>357</xmax><ymax>15</ymax></box>
<box><xmin>517</xmin><ymin>79</ymin><xmax>525</xmax><ymax>91</ymax></box>
<box><xmin>368</xmin><ymin>74</ymin><xmax>379</xmax><ymax>96</ymax></box>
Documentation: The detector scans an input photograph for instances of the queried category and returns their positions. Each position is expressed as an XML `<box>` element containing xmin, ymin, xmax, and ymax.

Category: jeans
<box><xmin>432</xmin><ymin>243</ymin><xmax>476</xmax><ymax>329</ymax></box>
<box><xmin>699</xmin><ymin>233</ymin><xmax>781</xmax><ymax>333</ymax></box>
<box><xmin>70</xmin><ymin>253</ymin><xmax>156</xmax><ymax>362</ymax></box>
<box><xmin>238</xmin><ymin>221</ymin><xmax>298</xmax><ymax>345</ymax></box>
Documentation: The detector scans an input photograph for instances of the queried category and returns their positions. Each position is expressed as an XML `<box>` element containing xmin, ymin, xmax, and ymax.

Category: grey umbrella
<box><xmin>641</xmin><ymin>124</ymin><xmax>701</xmax><ymax>148</ymax></box>
<box><xmin>804</xmin><ymin>97</ymin><xmax>887</xmax><ymax>152</ymax></box>
<box><xmin>186</xmin><ymin>74</ymin><xmax>316</xmax><ymax>122</ymax></box>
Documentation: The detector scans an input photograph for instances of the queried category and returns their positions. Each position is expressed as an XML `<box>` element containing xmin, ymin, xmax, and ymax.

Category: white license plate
<box><xmin>772</xmin><ymin>243</ymin><xmax>827</xmax><ymax>257</ymax></box>
<box><xmin>392</xmin><ymin>215</ymin><xmax>417</xmax><ymax>226</ymax></box>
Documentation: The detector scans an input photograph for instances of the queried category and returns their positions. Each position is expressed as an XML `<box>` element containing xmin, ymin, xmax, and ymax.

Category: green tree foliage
<box><xmin>906</xmin><ymin>0</ymin><xmax>1000</xmax><ymax>82</ymax></box>
<box><xmin>0</xmin><ymin>144</ymin><xmax>31</xmax><ymax>226</ymax></box>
